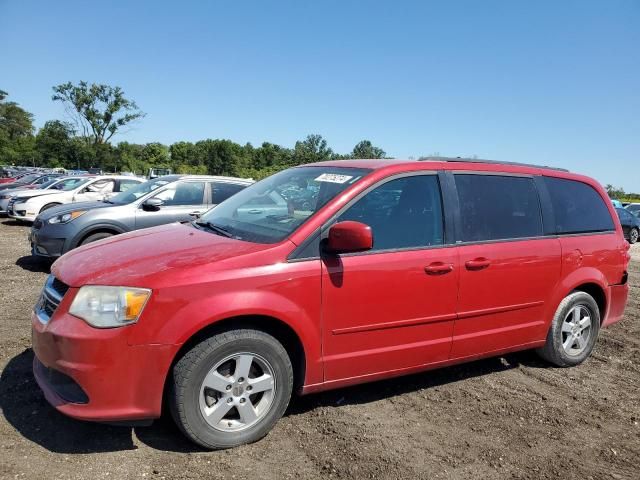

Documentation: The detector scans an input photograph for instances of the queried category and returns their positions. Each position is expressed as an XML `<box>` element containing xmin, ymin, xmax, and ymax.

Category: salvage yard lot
<box><xmin>0</xmin><ymin>219</ymin><xmax>638</xmax><ymax>480</ymax></box>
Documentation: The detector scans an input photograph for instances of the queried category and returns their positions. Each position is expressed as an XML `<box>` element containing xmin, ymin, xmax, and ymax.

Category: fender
<box><xmin>70</xmin><ymin>222</ymin><xmax>130</xmax><ymax>249</ymax></box>
<box><xmin>128</xmin><ymin>285</ymin><xmax>323</xmax><ymax>386</ymax></box>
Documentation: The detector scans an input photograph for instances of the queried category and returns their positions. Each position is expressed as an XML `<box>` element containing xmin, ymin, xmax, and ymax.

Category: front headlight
<box><xmin>48</xmin><ymin>210</ymin><xmax>87</xmax><ymax>224</ymax></box>
<box><xmin>69</xmin><ymin>286</ymin><xmax>151</xmax><ymax>328</ymax></box>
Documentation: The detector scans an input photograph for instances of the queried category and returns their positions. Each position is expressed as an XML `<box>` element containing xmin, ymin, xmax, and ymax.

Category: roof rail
<box><xmin>417</xmin><ymin>156</ymin><xmax>569</xmax><ymax>172</ymax></box>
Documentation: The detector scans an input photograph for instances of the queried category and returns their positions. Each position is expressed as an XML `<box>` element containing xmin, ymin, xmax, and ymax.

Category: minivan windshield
<box><xmin>108</xmin><ymin>177</ymin><xmax>171</xmax><ymax>205</ymax></box>
<box><xmin>198</xmin><ymin>166</ymin><xmax>370</xmax><ymax>244</ymax></box>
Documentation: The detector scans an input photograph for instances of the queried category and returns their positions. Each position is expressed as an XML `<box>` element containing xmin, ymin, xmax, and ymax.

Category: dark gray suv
<box><xmin>30</xmin><ymin>175</ymin><xmax>253</xmax><ymax>258</ymax></box>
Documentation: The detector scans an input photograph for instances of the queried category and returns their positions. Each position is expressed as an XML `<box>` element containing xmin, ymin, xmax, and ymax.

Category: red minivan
<box><xmin>31</xmin><ymin>158</ymin><xmax>630</xmax><ymax>449</ymax></box>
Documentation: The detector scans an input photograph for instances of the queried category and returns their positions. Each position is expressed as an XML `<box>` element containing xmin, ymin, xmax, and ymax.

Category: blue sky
<box><xmin>2</xmin><ymin>0</ymin><xmax>638</xmax><ymax>190</ymax></box>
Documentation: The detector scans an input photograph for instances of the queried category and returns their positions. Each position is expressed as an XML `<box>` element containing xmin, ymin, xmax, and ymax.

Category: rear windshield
<box><xmin>198</xmin><ymin>166</ymin><xmax>370</xmax><ymax>244</ymax></box>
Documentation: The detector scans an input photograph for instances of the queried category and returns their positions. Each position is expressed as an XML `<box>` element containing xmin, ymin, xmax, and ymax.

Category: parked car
<box><xmin>0</xmin><ymin>173</ymin><xmax>61</xmax><ymax>192</ymax></box>
<box><xmin>7</xmin><ymin>175</ymin><xmax>143</xmax><ymax>222</ymax></box>
<box><xmin>30</xmin><ymin>175</ymin><xmax>252</xmax><ymax>258</ymax></box>
<box><xmin>625</xmin><ymin>203</ymin><xmax>640</xmax><ymax>217</ymax></box>
<box><xmin>0</xmin><ymin>177</ymin><xmax>67</xmax><ymax>214</ymax></box>
<box><xmin>615</xmin><ymin>207</ymin><xmax>640</xmax><ymax>244</ymax></box>
<box><xmin>32</xmin><ymin>158</ymin><xmax>629</xmax><ymax>449</ymax></box>
<box><xmin>611</xmin><ymin>198</ymin><xmax>623</xmax><ymax>208</ymax></box>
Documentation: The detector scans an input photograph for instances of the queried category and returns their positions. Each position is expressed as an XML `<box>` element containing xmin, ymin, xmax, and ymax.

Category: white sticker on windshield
<box><xmin>314</xmin><ymin>173</ymin><xmax>353</xmax><ymax>184</ymax></box>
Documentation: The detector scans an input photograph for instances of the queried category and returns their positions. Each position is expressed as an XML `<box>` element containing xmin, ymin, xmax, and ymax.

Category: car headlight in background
<box><xmin>69</xmin><ymin>286</ymin><xmax>151</xmax><ymax>328</ymax></box>
<box><xmin>48</xmin><ymin>210</ymin><xmax>87</xmax><ymax>224</ymax></box>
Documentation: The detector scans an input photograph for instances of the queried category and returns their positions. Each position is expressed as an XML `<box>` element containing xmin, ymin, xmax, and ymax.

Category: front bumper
<box><xmin>32</xmin><ymin>300</ymin><xmax>177</xmax><ymax>422</ymax></box>
<box><xmin>29</xmin><ymin>227</ymin><xmax>66</xmax><ymax>258</ymax></box>
<box><xmin>8</xmin><ymin>201</ymin><xmax>37</xmax><ymax>222</ymax></box>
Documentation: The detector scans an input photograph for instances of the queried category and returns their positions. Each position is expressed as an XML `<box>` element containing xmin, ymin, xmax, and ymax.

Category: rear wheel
<box><xmin>80</xmin><ymin>232</ymin><xmax>114</xmax><ymax>245</ymax></box>
<box><xmin>536</xmin><ymin>291</ymin><xmax>600</xmax><ymax>367</ymax></box>
<box><xmin>169</xmin><ymin>329</ymin><xmax>293</xmax><ymax>449</ymax></box>
<box><xmin>629</xmin><ymin>228</ymin><xmax>639</xmax><ymax>244</ymax></box>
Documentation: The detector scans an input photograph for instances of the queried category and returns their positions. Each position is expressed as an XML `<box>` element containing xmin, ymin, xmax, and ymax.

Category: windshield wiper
<box><xmin>194</xmin><ymin>220</ymin><xmax>233</xmax><ymax>238</ymax></box>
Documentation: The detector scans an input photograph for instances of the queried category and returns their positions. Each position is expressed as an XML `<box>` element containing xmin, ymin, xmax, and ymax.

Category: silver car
<box><xmin>30</xmin><ymin>175</ymin><xmax>253</xmax><ymax>258</ymax></box>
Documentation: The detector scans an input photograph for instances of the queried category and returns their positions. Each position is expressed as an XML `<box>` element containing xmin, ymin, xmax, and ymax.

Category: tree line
<box><xmin>0</xmin><ymin>82</ymin><xmax>387</xmax><ymax>179</ymax></box>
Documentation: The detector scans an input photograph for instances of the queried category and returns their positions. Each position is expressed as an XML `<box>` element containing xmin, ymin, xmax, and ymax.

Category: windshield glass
<box><xmin>16</xmin><ymin>174</ymin><xmax>40</xmax><ymax>183</ymax></box>
<box><xmin>50</xmin><ymin>177</ymin><xmax>90</xmax><ymax>191</ymax></box>
<box><xmin>198</xmin><ymin>166</ymin><xmax>370</xmax><ymax>244</ymax></box>
<box><xmin>108</xmin><ymin>177</ymin><xmax>172</xmax><ymax>205</ymax></box>
<box><xmin>38</xmin><ymin>178</ymin><xmax>60</xmax><ymax>189</ymax></box>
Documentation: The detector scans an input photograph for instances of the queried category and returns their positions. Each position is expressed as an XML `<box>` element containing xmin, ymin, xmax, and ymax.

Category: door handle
<box><xmin>424</xmin><ymin>262</ymin><xmax>454</xmax><ymax>275</ymax></box>
<box><xmin>247</xmin><ymin>209</ymin><xmax>262</xmax><ymax>214</ymax></box>
<box><xmin>465</xmin><ymin>258</ymin><xmax>491</xmax><ymax>270</ymax></box>
<box><xmin>188</xmin><ymin>211</ymin><xmax>202</xmax><ymax>217</ymax></box>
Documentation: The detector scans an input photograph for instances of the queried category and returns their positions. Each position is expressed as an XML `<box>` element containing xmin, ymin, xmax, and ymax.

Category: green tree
<box><xmin>293</xmin><ymin>134</ymin><xmax>333</xmax><ymax>164</ymax></box>
<box><xmin>351</xmin><ymin>139</ymin><xmax>386</xmax><ymax>159</ymax></box>
<box><xmin>52</xmin><ymin>81</ymin><xmax>145</xmax><ymax>145</ymax></box>
<box><xmin>0</xmin><ymin>90</ymin><xmax>35</xmax><ymax>141</ymax></box>
<box><xmin>35</xmin><ymin>120</ymin><xmax>76</xmax><ymax>167</ymax></box>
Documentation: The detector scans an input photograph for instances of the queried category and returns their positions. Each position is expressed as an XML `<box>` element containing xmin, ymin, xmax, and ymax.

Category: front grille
<box><xmin>51</xmin><ymin>277</ymin><xmax>69</xmax><ymax>297</ymax></box>
<box><xmin>35</xmin><ymin>275</ymin><xmax>69</xmax><ymax>324</ymax></box>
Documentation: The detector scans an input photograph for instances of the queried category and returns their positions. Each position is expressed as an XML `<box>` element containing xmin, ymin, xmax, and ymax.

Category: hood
<box><xmin>38</xmin><ymin>200</ymin><xmax>114</xmax><ymax>220</ymax></box>
<box><xmin>0</xmin><ymin>182</ymin><xmax>27</xmax><ymax>191</ymax></box>
<box><xmin>14</xmin><ymin>189</ymin><xmax>61</xmax><ymax>199</ymax></box>
<box><xmin>52</xmin><ymin>222</ymin><xmax>278</xmax><ymax>288</ymax></box>
<box><xmin>0</xmin><ymin>187</ymin><xmax>39</xmax><ymax>197</ymax></box>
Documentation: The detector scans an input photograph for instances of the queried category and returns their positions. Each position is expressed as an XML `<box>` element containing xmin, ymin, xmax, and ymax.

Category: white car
<box><xmin>8</xmin><ymin>175</ymin><xmax>144</xmax><ymax>222</ymax></box>
<box><xmin>0</xmin><ymin>177</ymin><xmax>68</xmax><ymax>214</ymax></box>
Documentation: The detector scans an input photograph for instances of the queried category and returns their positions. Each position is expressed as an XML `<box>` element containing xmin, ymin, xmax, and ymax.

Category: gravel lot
<box><xmin>0</xmin><ymin>219</ymin><xmax>638</xmax><ymax>480</ymax></box>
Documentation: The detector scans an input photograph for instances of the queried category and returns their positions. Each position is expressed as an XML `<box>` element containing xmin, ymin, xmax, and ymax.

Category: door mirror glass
<box><xmin>326</xmin><ymin>221</ymin><xmax>373</xmax><ymax>254</ymax></box>
<box><xmin>142</xmin><ymin>197</ymin><xmax>164</xmax><ymax>211</ymax></box>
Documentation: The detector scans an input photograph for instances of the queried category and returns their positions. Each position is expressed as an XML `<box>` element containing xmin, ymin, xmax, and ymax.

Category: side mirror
<box><xmin>325</xmin><ymin>221</ymin><xmax>373</xmax><ymax>254</ymax></box>
<box><xmin>142</xmin><ymin>197</ymin><xmax>164</xmax><ymax>211</ymax></box>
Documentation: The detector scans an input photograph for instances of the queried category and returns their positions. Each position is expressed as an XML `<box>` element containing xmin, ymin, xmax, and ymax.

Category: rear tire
<box><xmin>629</xmin><ymin>228</ymin><xmax>639</xmax><ymax>244</ymax></box>
<box><xmin>169</xmin><ymin>329</ymin><xmax>293</xmax><ymax>450</ymax></box>
<box><xmin>80</xmin><ymin>232</ymin><xmax>114</xmax><ymax>245</ymax></box>
<box><xmin>536</xmin><ymin>291</ymin><xmax>600</xmax><ymax>367</ymax></box>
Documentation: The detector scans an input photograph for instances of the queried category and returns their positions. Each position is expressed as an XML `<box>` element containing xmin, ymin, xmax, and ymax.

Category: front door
<box><xmin>135</xmin><ymin>181</ymin><xmax>206</xmax><ymax>229</ymax></box>
<box><xmin>322</xmin><ymin>174</ymin><xmax>458</xmax><ymax>381</ymax></box>
<box><xmin>450</xmin><ymin>173</ymin><xmax>562</xmax><ymax>358</ymax></box>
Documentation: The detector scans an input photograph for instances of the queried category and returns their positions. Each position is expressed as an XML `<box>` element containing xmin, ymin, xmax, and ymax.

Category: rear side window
<box><xmin>455</xmin><ymin>174</ymin><xmax>543</xmax><ymax>242</ymax></box>
<box><xmin>544</xmin><ymin>177</ymin><xmax>614</xmax><ymax>234</ymax></box>
<box><xmin>338</xmin><ymin>175</ymin><xmax>444</xmax><ymax>251</ymax></box>
<box><xmin>210</xmin><ymin>182</ymin><xmax>246</xmax><ymax>204</ymax></box>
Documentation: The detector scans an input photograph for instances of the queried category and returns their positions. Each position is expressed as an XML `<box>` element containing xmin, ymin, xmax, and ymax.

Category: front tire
<box><xmin>169</xmin><ymin>329</ymin><xmax>293</xmax><ymax>449</ymax></box>
<box><xmin>536</xmin><ymin>291</ymin><xmax>600</xmax><ymax>367</ymax></box>
<box><xmin>629</xmin><ymin>228</ymin><xmax>639</xmax><ymax>244</ymax></box>
<box><xmin>80</xmin><ymin>232</ymin><xmax>114</xmax><ymax>245</ymax></box>
<box><xmin>39</xmin><ymin>203</ymin><xmax>60</xmax><ymax>213</ymax></box>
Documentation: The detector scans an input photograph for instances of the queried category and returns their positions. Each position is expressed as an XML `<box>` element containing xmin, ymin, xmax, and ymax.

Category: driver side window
<box><xmin>337</xmin><ymin>175</ymin><xmax>444</xmax><ymax>251</ymax></box>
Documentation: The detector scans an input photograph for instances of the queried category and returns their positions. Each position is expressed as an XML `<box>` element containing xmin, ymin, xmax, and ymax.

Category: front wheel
<box><xmin>536</xmin><ymin>291</ymin><xmax>600</xmax><ymax>367</ymax></box>
<box><xmin>169</xmin><ymin>329</ymin><xmax>293</xmax><ymax>449</ymax></box>
<box><xmin>629</xmin><ymin>228</ymin><xmax>639</xmax><ymax>244</ymax></box>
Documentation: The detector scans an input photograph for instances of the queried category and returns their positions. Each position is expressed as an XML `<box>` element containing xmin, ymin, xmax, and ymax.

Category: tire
<box><xmin>169</xmin><ymin>329</ymin><xmax>293</xmax><ymax>450</ymax></box>
<box><xmin>39</xmin><ymin>203</ymin><xmax>60</xmax><ymax>213</ymax></box>
<box><xmin>629</xmin><ymin>228</ymin><xmax>639</xmax><ymax>245</ymax></box>
<box><xmin>80</xmin><ymin>232</ymin><xmax>114</xmax><ymax>245</ymax></box>
<box><xmin>536</xmin><ymin>291</ymin><xmax>600</xmax><ymax>367</ymax></box>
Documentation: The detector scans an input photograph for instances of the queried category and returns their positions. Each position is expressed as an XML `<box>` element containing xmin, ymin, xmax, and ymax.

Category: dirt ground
<box><xmin>0</xmin><ymin>219</ymin><xmax>638</xmax><ymax>480</ymax></box>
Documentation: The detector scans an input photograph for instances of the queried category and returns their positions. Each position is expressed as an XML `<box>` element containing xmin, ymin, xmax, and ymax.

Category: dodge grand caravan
<box><xmin>32</xmin><ymin>158</ymin><xmax>630</xmax><ymax>449</ymax></box>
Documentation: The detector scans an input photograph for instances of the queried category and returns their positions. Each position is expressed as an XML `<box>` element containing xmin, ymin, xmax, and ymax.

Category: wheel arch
<box><xmin>571</xmin><ymin>282</ymin><xmax>607</xmax><ymax>323</ymax></box>
<box><xmin>163</xmin><ymin>314</ymin><xmax>308</xmax><ymax>403</ymax></box>
<box><xmin>71</xmin><ymin>223</ymin><xmax>128</xmax><ymax>248</ymax></box>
